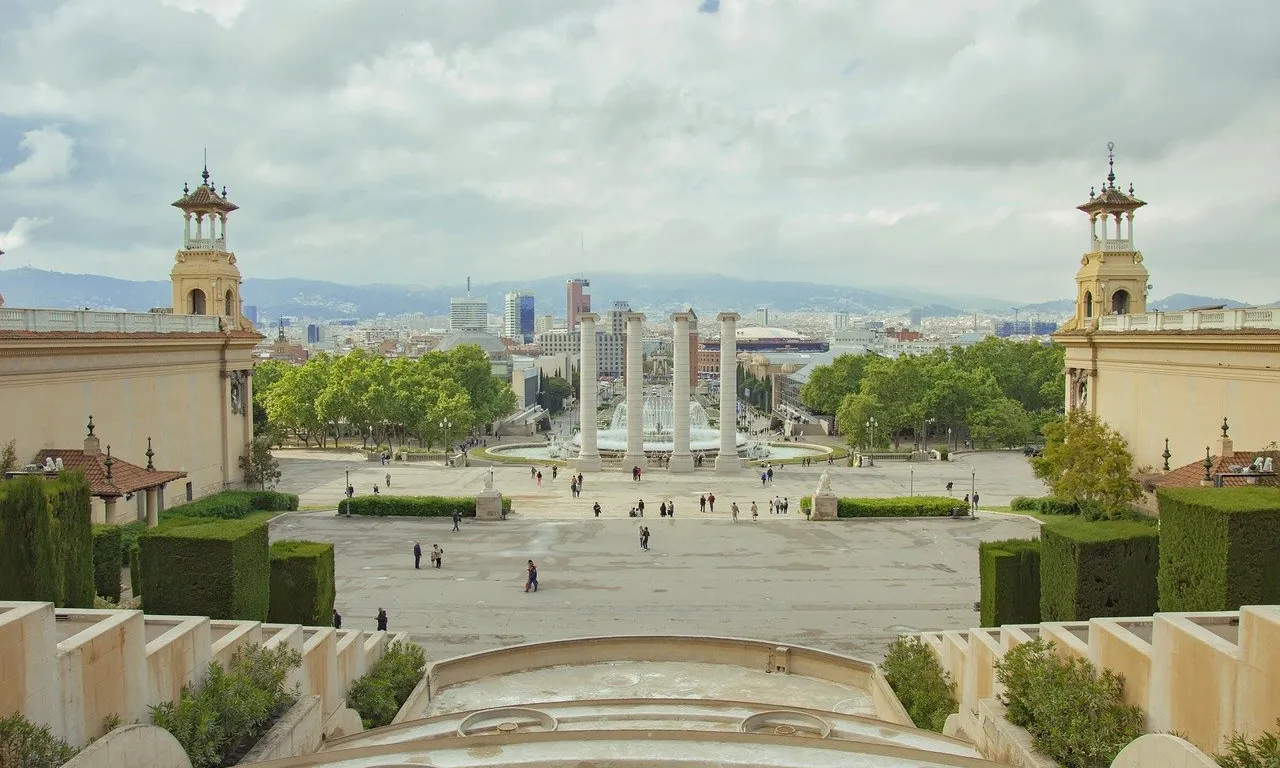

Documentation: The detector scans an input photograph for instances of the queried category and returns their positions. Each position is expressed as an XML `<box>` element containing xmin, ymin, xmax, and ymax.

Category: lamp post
<box><xmin>970</xmin><ymin>466</ymin><xmax>977</xmax><ymax>519</ymax></box>
<box><xmin>865</xmin><ymin>417</ymin><xmax>878</xmax><ymax>454</ymax></box>
<box><xmin>947</xmin><ymin>427</ymin><xmax>953</xmax><ymax>452</ymax></box>
<box><xmin>344</xmin><ymin>466</ymin><xmax>351</xmax><ymax>513</ymax></box>
<box><xmin>439</xmin><ymin>419</ymin><xmax>453</xmax><ymax>454</ymax></box>
<box><xmin>922</xmin><ymin>417</ymin><xmax>935</xmax><ymax>452</ymax></box>
<box><xmin>910</xmin><ymin>467</ymin><xmax>914</xmax><ymax>497</ymax></box>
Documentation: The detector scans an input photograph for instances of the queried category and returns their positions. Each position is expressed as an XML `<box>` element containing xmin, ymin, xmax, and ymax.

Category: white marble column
<box><xmin>623</xmin><ymin>312</ymin><xmax>647</xmax><ymax>470</ymax></box>
<box><xmin>576</xmin><ymin>313</ymin><xmax>602</xmax><ymax>471</ymax></box>
<box><xmin>716</xmin><ymin>312</ymin><xmax>742</xmax><ymax>472</ymax></box>
<box><xmin>669</xmin><ymin>312</ymin><xmax>694</xmax><ymax>473</ymax></box>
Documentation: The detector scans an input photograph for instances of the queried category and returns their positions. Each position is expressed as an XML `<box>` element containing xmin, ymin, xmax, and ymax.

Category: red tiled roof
<box><xmin>1077</xmin><ymin>185</ymin><xmax>1146</xmax><ymax>212</ymax></box>
<box><xmin>1145</xmin><ymin>450</ymin><xmax>1280</xmax><ymax>490</ymax></box>
<box><xmin>171</xmin><ymin>183</ymin><xmax>239</xmax><ymax>213</ymax></box>
<box><xmin>34</xmin><ymin>449</ymin><xmax>186</xmax><ymax>498</ymax></box>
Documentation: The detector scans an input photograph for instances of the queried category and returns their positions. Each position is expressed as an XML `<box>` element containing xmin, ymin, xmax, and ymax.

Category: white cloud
<box><xmin>0</xmin><ymin>0</ymin><xmax>1277</xmax><ymax>303</ymax></box>
<box><xmin>0</xmin><ymin>217</ymin><xmax>52</xmax><ymax>252</ymax></box>
<box><xmin>3</xmin><ymin>126</ymin><xmax>75</xmax><ymax>184</ymax></box>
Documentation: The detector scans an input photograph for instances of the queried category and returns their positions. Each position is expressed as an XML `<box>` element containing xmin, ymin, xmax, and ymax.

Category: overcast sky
<box><xmin>1</xmin><ymin>0</ymin><xmax>1277</xmax><ymax>303</ymax></box>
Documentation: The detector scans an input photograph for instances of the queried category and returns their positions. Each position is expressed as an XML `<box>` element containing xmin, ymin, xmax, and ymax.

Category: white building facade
<box><xmin>449</xmin><ymin>296</ymin><xmax>488</xmax><ymax>332</ymax></box>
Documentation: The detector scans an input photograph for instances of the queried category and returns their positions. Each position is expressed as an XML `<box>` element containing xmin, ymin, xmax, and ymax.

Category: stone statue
<box><xmin>228</xmin><ymin>370</ymin><xmax>247</xmax><ymax>415</ymax></box>
<box><xmin>816</xmin><ymin>469</ymin><xmax>833</xmax><ymax>495</ymax></box>
<box><xmin>484</xmin><ymin>467</ymin><xmax>494</xmax><ymax>491</ymax></box>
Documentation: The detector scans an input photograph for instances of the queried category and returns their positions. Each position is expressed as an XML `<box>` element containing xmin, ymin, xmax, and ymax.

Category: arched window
<box><xmin>1083</xmin><ymin>291</ymin><xmax>1093</xmax><ymax>318</ymax></box>
<box><xmin>189</xmin><ymin>288</ymin><xmax>206</xmax><ymax>315</ymax></box>
<box><xmin>225</xmin><ymin>289</ymin><xmax>234</xmax><ymax>317</ymax></box>
<box><xmin>1111</xmin><ymin>289</ymin><xmax>1131</xmax><ymax>315</ymax></box>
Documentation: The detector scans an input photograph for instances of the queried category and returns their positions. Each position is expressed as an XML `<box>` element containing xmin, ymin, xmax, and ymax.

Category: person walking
<box><xmin>525</xmin><ymin>560</ymin><xmax>539</xmax><ymax>592</ymax></box>
<box><xmin>972</xmin><ymin>492</ymin><xmax>980</xmax><ymax>510</ymax></box>
<box><xmin>552</xmin><ymin>466</ymin><xmax>558</xmax><ymax>480</ymax></box>
<box><xmin>577</xmin><ymin>472</ymin><xmax>584</xmax><ymax>487</ymax></box>
<box><xmin>373</xmin><ymin>485</ymin><xmax>380</xmax><ymax>495</ymax></box>
<box><xmin>376</xmin><ymin>608</ymin><xmax>388</xmax><ymax>632</ymax></box>
<box><xmin>413</xmin><ymin>541</ymin><xmax>422</xmax><ymax>569</ymax></box>
<box><xmin>782</xmin><ymin>497</ymin><xmax>789</xmax><ymax>514</ymax></box>
<box><xmin>659</xmin><ymin>501</ymin><xmax>668</xmax><ymax>517</ymax></box>
<box><xmin>668</xmin><ymin>500</ymin><xmax>675</xmax><ymax>518</ymax></box>
<box><xmin>768</xmin><ymin>498</ymin><xmax>775</xmax><ymax>514</ymax></box>
<box><xmin>536</xmin><ymin>471</ymin><xmax>542</xmax><ymax>487</ymax></box>
<box><xmin>637</xmin><ymin>499</ymin><xmax>645</xmax><ymax>516</ymax></box>
<box><xmin>761</xmin><ymin>471</ymin><xmax>767</xmax><ymax>487</ymax></box>
<box><xmin>708</xmin><ymin>493</ymin><xmax>716</xmax><ymax>512</ymax></box>
<box><xmin>593</xmin><ymin>501</ymin><xmax>602</xmax><ymax>517</ymax></box>
<box><xmin>767</xmin><ymin>467</ymin><xmax>774</xmax><ymax>483</ymax></box>
<box><xmin>451</xmin><ymin>509</ymin><xmax>462</xmax><ymax>531</ymax></box>
<box><xmin>432</xmin><ymin>544</ymin><xmax>443</xmax><ymax>568</ymax></box>
<box><xmin>964</xmin><ymin>493</ymin><xmax>970</xmax><ymax>508</ymax></box>
<box><xmin>699</xmin><ymin>494</ymin><xmax>707</xmax><ymax>513</ymax></box>
<box><xmin>639</xmin><ymin>525</ymin><xmax>647</xmax><ymax>551</ymax></box>
<box><xmin>731</xmin><ymin>502</ymin><xmax>739</xmax><ymax>522</ymax></box>
<box><xmin>531</xmin><ymin>466</ymin><xmax>537</xmax><ymax>480</ymax></box>
<box><xmin>385</xmin><ymin>472</ymin><xmax>391</xmax><ymax>488</ymax></box>
<box><xmin>332</xmin><ymin>608</ymin><xmax>342</xmax><ymax>629</ymax></box>
<box><xmin>751</xmin><ymin>501</ymin><xmax>759</xmax><ymax>522</ymax></box>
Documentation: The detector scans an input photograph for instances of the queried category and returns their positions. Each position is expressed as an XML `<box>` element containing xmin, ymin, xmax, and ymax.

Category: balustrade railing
<box><xmin>1096</xmin><ymin>307</ymin><xmax>1278</xmax><ymax>332</ymax></box>
<box><xmin>0</xmin><ymin>308</ymin><xmax>222</xmax><ymax>334</ymax></box>
<box><xmin>184</xmin><ymin>237</ymin><xmax>226</xmax><ymax>251</ymax></box>
<box><xmin>1097</xmin><ymin>238</ymin><xmax>1134</xmax><ymax>252</ymax></box>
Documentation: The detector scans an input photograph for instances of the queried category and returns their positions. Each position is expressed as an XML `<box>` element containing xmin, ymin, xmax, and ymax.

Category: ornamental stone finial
<box><xmin>146</xmin><ymin>436</ymin><xmax>156</xmax><ymax>471</ymax></box>
<box><xmin>86</xmin><ymin>415</ymin><xmax>95</xmax><ymax>437</ymax></box>
<box><xmin>1221</xmin><ymin>417</ymin><xmax>1230</xmax><ymax>438</ymax></box>
<box><xmin>1203</xmin><ymin>446</ymin><xmax>1213</xmax><ymax>482</ymax></box>
<box><xmin>104</xmin><ymin>445</ymin><xmax>115</xmax><ymax>481</ymax></box>
<box><xmin>1162</xmin><ymin>438</ymin><xmax>1171</xmax><ymax>472</ymax></box>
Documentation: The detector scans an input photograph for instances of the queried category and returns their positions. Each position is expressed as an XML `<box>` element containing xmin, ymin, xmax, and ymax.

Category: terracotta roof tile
<box><xmin>1077</xmin><ymin>185</ymin><xmax>1146</xmax><ymax>212</ymax></box>
<box><xmin>1145</xmin><ymin>450</ymin><xmax>1280</xmax><ymax>490</ymax></box>
<box><xmin>34</xmin><ymin>448</ymin><xmax>186</xmax><ymax>497</ymax></box>
<box><xmin>171</xmin><ymin>183</ymin><xmax>239</xmax><ymax>213</ymax></box>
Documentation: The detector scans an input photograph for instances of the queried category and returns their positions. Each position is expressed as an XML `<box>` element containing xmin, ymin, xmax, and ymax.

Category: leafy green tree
<box><xmin>264</xmin><ymin>355</ymin><xmax>331</xmax><ymax>447</ymax></box>
<box><xmin>921</xmin><ymin>362</ymin><xmax>1002</xmax><ymax>437</ymax></box>
<box><xmin>969</xmin><ymin>397</ymin><xmax>1035</xmax><ymax>448</ymax></box>
<box><xmin>541</xmin><ymin>375</ymin><xmax>573</xmax><ymax>413</ymax></box>
<box><xmin>800</xmin><ymin>353</ymin><xmax>875</xmax><ymax>414</ymax></box>
<box><xmin>835</xmin><ymin>392</ymin><xmax>879</xmax><ymax>449</ymax></box>
<box><xmin>1032</xmin><ymin>411</ymin><xmax>1141</xmax><ymax>517</ymax></box>
<box><xmin>858</xmin><ymin>355</ymin><xmax>931</xmax><ymax>448</ymax></box>
<box><xmin>1</xmin><ymin>438</ymin><xmax>17</xmax><ymax>474</ymax></box>
<box><xmin>239</xmin><ymin>437</ymin><xmax>283</xmax><ymax>490</ymax></box>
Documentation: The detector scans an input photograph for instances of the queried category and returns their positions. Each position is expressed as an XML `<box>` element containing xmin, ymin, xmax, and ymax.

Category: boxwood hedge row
<box><xmin>1040</xmin><ymin>518</ymin><xmax>1159</xmax><ymax>622</ymax></box>
<box><xmin>91</xmin><ymin>524</ymin><xmax>123</xmax><ymax>603</ymax></box>
<box><xmin>160</xmin><ymin>490</ymin><xmax>299</xmax><ymax>522</ymax></box>
<box><xmin>337</xmin><ymin>495</ymin><xmax>511</xmax><ymax>517</ymax></box>
<box><xmin>1009</xmin><ymin>496</ymin><xmax>1081</xmax><ymax>515</ymax></box>
<box><xmin>979</xmin><ymin>538</ymin><xmax>1041</xmax><ymax>627</ymax></box>
<box><xmin>139</xmin><ymin>513</ymin><xmax>272</xmax><ymax>620</ymax></box>
<box><xmin>798</xmin><ymin>495</ymin><xmax>963</xmax><ymax>517</ymax></box>
<box><xmin>0</xmin><ymin>472</ymin><xmax>93</xmax><ymax>607</ymax></box>
<box><xmin>268</xmin><ymin>540</ymin><xmax>335</xmax><ymax>626</ymax></box>
<box><xmin>1156</xmin><ymin>487</ymin><xmax>1280</xmax><ymax>612</ymax></box>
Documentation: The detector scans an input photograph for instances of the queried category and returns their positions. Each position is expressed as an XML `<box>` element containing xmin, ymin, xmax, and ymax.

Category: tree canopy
<box><xmin>258</xmin><ymin>346</ymin><xmax>517</xmax><ymax>449</ymax></box>
<box><xmin>815</xmin><ymin>338</ymin><xmax>1064</xmax><ymax>450</ymax></box>
<box><xmin>1031</xmin><ymin>410</ymin><xmax>1143</xmax><ymax>517</ymax></box>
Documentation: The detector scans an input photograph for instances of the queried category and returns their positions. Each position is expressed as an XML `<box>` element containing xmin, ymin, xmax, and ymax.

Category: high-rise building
<box><xmin>306</xmin><ymin>323</ymin><xmax>320</xmax><ymax>344</ymax></box>
<box><xmin>503</xmin><ymin>291</ymin><xmax>535</xmax><ymax>341</ymax></box>
<box><xmin>756</xmin><ymin>306</ymin><xmax>770</xmax><ymax>326</ymax></box>
<box><xmin>450</xmin><ymin>296</ymin><xmax>488</xmax><ymax>332</ymax></box>
<box><xmin>909</xmin><ymin>308</ymin><xmax>924</xmax><ymax>328</ymax></box>
<box><xmin>831</xmin><ymin>312</ymin><xmax>848</xmax><ymax>331</ymax></box>
<box><xmin>243</xmin><ymin>304</ymin><xmax>259</xmax><ymax>326</ymax></box>
<box><xmin>567</xmin><ymin>278</ymin><xmax>591</xmax><ymax>331</ymax></box>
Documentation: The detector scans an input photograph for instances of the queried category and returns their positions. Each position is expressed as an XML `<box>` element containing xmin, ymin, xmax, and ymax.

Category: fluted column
<box><xmin>622</xmin><ymin>312</ymin><xmax>647</xmax><ymax>470</ymax></box>
<box><xmin>669</xmin><ymin>312</ymin><xmax>694</xmax><ymax>473</ymax></box>
<box><xmin>576</xmin><ymin>313</ymin><xmax>602</xmax><ymax>471</ymax></box>
<box><xmin>716</xmin><ymin>311</ymin><xmax>742</xmax><ymax>472</ymax></box>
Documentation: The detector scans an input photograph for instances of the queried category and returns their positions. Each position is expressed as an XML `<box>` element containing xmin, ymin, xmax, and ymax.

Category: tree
<box><xmin>835</xmin><ymin>392</ymin><xmax>879</xmax><ymax>449</ymax></box>
<box><xmin>969</xmin><ymin>398</ymin><xmax>1035</xmax><ymax>448</ymax></box>
<box><xmin>800</xmin><ymin>353</ymin><xmax>875</xmax><ymax>414</ymax></box>
<box><xmin>265</xmin><ymin>355</ymin><xmax>331</xmax><ymax>447</ymax></box>
<box><xmin>1032</xmin><ymin>411</ymin><xmax>1142</xmax><ymax>517</ymax></box>
<box><xmin>240</xmin><ymin>437</ymin><xmax>283</xmax><ymax>490</ymax></box>
<box><xmin>542</xmin><ymin>375</ymin><xmax>573</xmax><ymax>413</ymax></box>
<box><xmin>0</xmin><ymin>438</ymin><xmax>16</xmax><ymax>474</ymax></box>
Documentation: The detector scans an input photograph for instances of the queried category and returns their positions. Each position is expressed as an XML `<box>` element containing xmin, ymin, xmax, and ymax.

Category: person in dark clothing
<box><xmin>376</xmin><ymin>608</ymin><xmax>388</xmax><ymax>632</ymax></box>
<box><xmin>332</xmin><ymin>609</ymin><xmax>342</xmax><ymax>629</ymax></box>
<box><xmin>452</xmin><ymin>509</ymin><xmax>462</xmax><ymax>532</ymax></box>
<box><xmin>432</xmin><ymin>544</ymin><xmax>443</xmax><ymax>568</ymax></box>
<box><xmin>413</xmin><ymin>541</ymin><xmax>422</xmax><ymax>569</ymax></box>
<box><xmin>593</xmin><ymin>501</ymin><xmax>602</xmax><ymax>517</ymax></box>
<box><xmin>525</xmin><ymin>560</ymin><xmax>538</xmax><ymax>592</ymax></box>
<box><xmin>700</xmin><ymin>494</ymin><xmax>707</xmax><ymax>513</ymax></box>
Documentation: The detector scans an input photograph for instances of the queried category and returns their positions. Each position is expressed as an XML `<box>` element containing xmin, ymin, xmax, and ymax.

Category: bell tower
<box><xmin>170</xmin><ymin>158</ymin><xmax>250</xmax><ymax>330</ymax></box>
<box><xmin>1062</xmin><ymin>142</ymin><xmax>1150</xmax><ymax>331</ymax></box>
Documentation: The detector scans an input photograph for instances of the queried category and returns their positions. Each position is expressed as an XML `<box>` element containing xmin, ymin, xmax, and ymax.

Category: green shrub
<box><xmin>48</xmin><ymin>472</ymin><xmax>94</xmax><ymax>608</ymax></box>
<box><xmin>268</xmin><ymin>540</ymin><xmax>335</xmax><ymax>626</ymax></box>
<box><xmin>119</xmin><ymin>520</ymin><xmax>146</xmax><ymax>565</ymax></box>
<box><xmin>1010</xmin><ymin>496</ymin><xmax>1080</xmax><ymax>515</ymax></box>
<box><xmin>150</xmin><ymin>643</ymin><xmax>302</xmax><ymax>768</ymax></box>
<box><xmin>0</xmin><ymin>712</ymin><xmax>79</xmax><ymax>768</ymax></box>
<box><xmin>347</xmin><ymin>641</ymin><xmax>427</xmax><ymax>729</ymax></box>
<box><xmin>837</xmin><ymin>496</ymin><xmax>959</xmax><ymax>517</ymax></box>
<box><xmin>880</xmin><ymin>636</ymin><xmax>956</xmax><ymax>732</ymax></box>
<box><xmin>1040</xmin><ymin>518</ymin><xmax>1159</xmax><ymax>621</ymax></box>
<box><xmin>997</xmin><ymin>638</ymin><xmax>1143</xmax><ymax>768</ymax></box>
<box><xmin>1010</xmin><ymin>496</ymin><xmax>1037</xmax><ymax>511</ymax></box>
<box><xmin>160</xmin><ymin>490</ymin><xmax>300</xmax><ymax>522</ymax></box>
<box><xmin>129</xmin><ymin>544</ymin><xmax>142</xmax><ymax>598</ymax></box>
<box><xmin>337</xmin><ymin>495</ymin><xmax>511</xmax><ymax>517</ymax></box>
<box><xmin>1157</xmin><ymin>487</ymin><xmax>1280</xmax><ymax>612</ymax></box>
<box><xmin>0</xmin><ymin>475</ymin><xmax>61</xmax><ymax>604</ymax></box>
<box><xmin>140</xmin><ymin>514</ymin><xmax>272</xmax><ymax>620</ymax></box>
<box><xmin>979</xmin><ymin>538</ymin><xmax>1041</xmax><ymax>627</ymax></box>
<box><xmin>1217</xmin><ymin>719</ymin><xmax>1280</xmax><ymax>768</ymax></box>
<box><xmin>92</xmin><ymin>525</ymin><xmax>123</xmax><ymax>603</ymax></box>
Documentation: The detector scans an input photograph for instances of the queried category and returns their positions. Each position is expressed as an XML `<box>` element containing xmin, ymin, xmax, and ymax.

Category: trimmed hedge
<box><xmin>0</xmin><ymin>475</ymin><xmax>64</xmax><ymax>605</ymax></box>
<box><xmin>979</xmin><ymin>538</ymin><xmax>1041</xmax><ymax>627</ymax></box>
<box><xmin>1010</xmin><ymin>496</ymin><xmax>1080</xmax><ymax>515</ymax></box>
<box><xmin>129</xmin><ymin>544</ymin><xmax>141</xmax><ymax>598</ymax></box>
<box><xmin>337</xmin><ymin>495</ymin><xmax>512</xmax><ymax>517</ymax></box>
<box><xmin>118</xmin><ymin>521</ymin><xmax>146</xmax><ymax>566</ymax></box>
<box><xmin>140</xmin><ymin>513</ymin><xmax>272</xmax><ymax>620</ymax></box>
<box><xmin>160</xmin><ymin>490</ymin><xmax>299</xmax><ymax>522</ymax></box>
<box><xmin>268</xmin><ymin>540</ymin><xmax>335</xmax><ymax>626</ymax></box>
<box><xmin>92</xmin><ymin>525</ymin><xmax>123</xmax><ymax>603</ymax></box>
<box><xmin>1157</xmin><ymin>487</ymin><xmax>1280</xmax><ymax>612</ymax></box>
<box><xmin>797</xmin><ymin>495</ymin><xmax>963</xmax><ymax>517</ymax></box>
<box><xmin>48</xmin><ymin>472</ymin><xmax>94</xmax><ymax>608</ymax></box>
<box><xmin>1040</xmin><ymin>518</ymin><xmax>1159</xmax><ymax>621</ymax></box>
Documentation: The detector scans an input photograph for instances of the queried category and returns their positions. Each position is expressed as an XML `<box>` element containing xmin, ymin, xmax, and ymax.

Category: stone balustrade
<box><xmin>0</xmin><ymin>308</ymin><xmax>222</xmax><ymax>334</ymax></box>
<box><xmin>1096</xmin><ymin>307</ymin><xmax>1278</xmax><ymax>333</ymax></box>
<box><xmin>0</xmin><ymin>601</ymin><xmax>403</xmax><ymax>748</ymax></box>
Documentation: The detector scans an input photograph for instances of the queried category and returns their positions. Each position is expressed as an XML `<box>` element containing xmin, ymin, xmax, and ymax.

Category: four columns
<box><xmin>669</xmin><ymin>312</ymin><xmax>694</xmax><ymax>473</ymax></box>
<box><xmin>716</xmin><ymin>312</ymin><xmax>742</xmax><ymax>472</ymax></box>
<box><xmin>576</xmin><ymin>313</ymin><xmax>602</xmax><ymax>471</ymax></box>
<box><xmin>622</xmin><ymin>312</ymin><xmax>647</xmax><ymax>470</ymax></box>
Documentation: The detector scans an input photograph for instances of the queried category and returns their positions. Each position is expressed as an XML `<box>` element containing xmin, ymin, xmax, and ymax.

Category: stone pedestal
<box><xmin>811</xmin><ymin>493</ymin><xmax>838</xmax><ymax>521</ymax></box>
<box><xmin>475</xmin><ymin>490</ymin><xmax>504</xmax><ymax>521</ymax></box>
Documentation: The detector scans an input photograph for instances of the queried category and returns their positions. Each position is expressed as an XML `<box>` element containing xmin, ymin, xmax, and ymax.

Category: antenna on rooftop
<box><xmin>467</xmin><ymin>276</ymin><xmax>471</xmax><ymax>296</ymax></box>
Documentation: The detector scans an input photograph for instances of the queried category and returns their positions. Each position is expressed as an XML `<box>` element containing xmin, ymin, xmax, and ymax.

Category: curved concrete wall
<box><xmin>61</xmin><ymin>724</ymin><xmax>191</xmax><ymax>768</ymax></box>
<box><xmin>425</xmin><ymin>635</ymin><xmax>912</xmax><ymax>727</ymax></box>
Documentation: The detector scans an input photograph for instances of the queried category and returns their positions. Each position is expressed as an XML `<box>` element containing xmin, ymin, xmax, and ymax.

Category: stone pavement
<box><xmin>270</xmin><ymin>449</ymin><xmax>1046</xmax><ymax>662</ymax></box>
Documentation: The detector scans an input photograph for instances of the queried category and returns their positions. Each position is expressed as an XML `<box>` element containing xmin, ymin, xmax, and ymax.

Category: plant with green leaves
<box><xmin>0</xmin><ymin>474</ymin><xmax>62</xmax><ymax>604</ymax></box>
<box><xmin>347</xmin><ymin>641</ymin><xmax>427</xmax><ymax>729</ymax></box>
<box><xmin>0</xmin><ymin>713</ymin><xmax>79</xmax><ymax>768</ymax></box>
<box><xmin>0</xmin><ymin>438</ymin><xmax>16</xmax><ymax>474</ymax></box>
<box><xmin>1032</xmin><ymin>410</ymin><xmax>1142</xmax><ymax>518</ymax></box>
<box><xmin>92</xmin><ymin>524</ymin><xmax>123</xmax><ymax>602</ymax></box>
<box><xmin>880</xmin><ymin>637</ymin><xmax>956</xmax><ymax>732</ymax></box>
<box><xmin>239</xmin><ymin>436</ymin><xmax>283</xmax><ymax>490</ymax></box>
<box><xmin>979</xmin><ymin>538</ymin><xmax>1040</xmax><ymax>627</ymax></box>
<box><xmin>997</xmin><ymin>638</ymin><xmax>1143</xmax><ymax>768</ymax></box>
<box><xmin>267</xmin><ymin>540</ymin><xmax>334</xmax><ymax>626</ymax></box>
<box><xmin>1217</xmin><ymin>719</ymin><xmax>1280</xmax><ymax>768</ymax></box>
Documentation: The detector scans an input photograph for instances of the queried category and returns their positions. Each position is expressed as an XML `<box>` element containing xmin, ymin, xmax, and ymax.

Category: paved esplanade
<box><xmin>717</xmin><ymin>311</ymin><xmax>742</xmax><ymax>472</ymax></box>
<box><xmin>272</xmin><ymin>451</ymin><xmax>1046</xmax><ymax>662</ymax></box>
<box><xmin>575</xmin><ymin>312</ymin><xmax>601</xmax><ymax>472</ymax></box>
<box><xmin>623</xmin><ymin>312</ymin><xmax>646</xmax><ymax>470</ymax></box>
<box><xmin>669</xmin><ymin>311</ymin><xmax>694</xmax><ymax>473</ymax></box>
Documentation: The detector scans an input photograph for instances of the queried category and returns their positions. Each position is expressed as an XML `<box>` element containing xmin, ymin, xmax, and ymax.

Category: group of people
<box><xmin>412</xmin><ymin>541</ymin><xmax>444</xmax><ymax>569</ymax></box>
<box><xmin>332</xmin><ymin>607</ymin><xmax>389</xmax><ymax>632</ymax></box>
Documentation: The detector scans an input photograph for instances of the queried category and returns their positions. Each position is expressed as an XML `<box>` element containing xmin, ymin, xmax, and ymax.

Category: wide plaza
<box><xmin>269</xmin><ymin>450</ymin><xmax>1045</xmax><ymax>661</ymax></box>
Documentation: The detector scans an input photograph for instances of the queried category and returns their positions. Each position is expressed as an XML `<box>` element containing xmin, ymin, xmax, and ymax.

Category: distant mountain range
<box><xmin>0</xmin><ymin>267</ymin><xmax>1269</xmax><ymax>322</ymax></box>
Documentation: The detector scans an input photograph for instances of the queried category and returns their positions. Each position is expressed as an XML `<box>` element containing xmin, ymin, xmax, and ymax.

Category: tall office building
<box><xmin>909</xmin><ymin>308</ymin><xmax>924</xmax><ymax>328</ymax></box>
<box><xmin>503</xmin><ymin>291</ymin><xmax>535</xmax><ymax>341</ymax></box>
<box><xmin>450</xmin><ymin>296</ymin><xmax>488</xmax><ymax>332</ymax></box>
<box><xmin>306</xmin><ymin>323</ymin><xmax>320</xmax><ymax>344</ymax></box>
<box><xmin>756</xmin><ymin>306</ymin><xmax>770</xmax><ymax>327</ymax></box>
<box><xmin>831</xmin><ymin>312</ymin><xmax>849</xmax><ymax>331</ymax></box>
<box><xmin>567</xmin><ymin>278</ymin><xmax>591</xmax><ymax>331</ymax></box>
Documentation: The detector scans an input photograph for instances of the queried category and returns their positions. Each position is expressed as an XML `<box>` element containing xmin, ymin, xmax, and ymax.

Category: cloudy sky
<box><xmin>1</xmin><ymin>0</ymin><xmax>1278</xmax><ymax>303</ymax></box>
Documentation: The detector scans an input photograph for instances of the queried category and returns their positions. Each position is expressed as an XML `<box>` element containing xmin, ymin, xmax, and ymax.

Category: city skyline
<box><xmin>1</xmin><ymin>1</ymin><xmax>1278</xmax><ymax>302</ymax></box>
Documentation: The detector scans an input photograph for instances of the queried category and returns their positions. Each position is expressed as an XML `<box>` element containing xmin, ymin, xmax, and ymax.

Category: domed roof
<box><xmin>437</xmin><ymin>329</ymin><xmax>509</xmax><ymax>358</ymax></box>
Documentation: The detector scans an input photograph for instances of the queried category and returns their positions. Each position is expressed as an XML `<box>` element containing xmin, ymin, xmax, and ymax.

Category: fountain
<box><xmin>580</xmin><ymin>396</ymin><xmax>743</xmax><ymax>454</ymax></box>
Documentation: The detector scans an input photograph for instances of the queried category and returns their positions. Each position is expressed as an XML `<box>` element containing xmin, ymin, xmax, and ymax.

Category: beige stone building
<box><xmin>0</xmin><ymin>164</ymin><xmax>262</xmax><ymax>521</ymax></box>
<box><xmin>1053</xmin><ymin>147</ymin><xmax>1280</xmax><ymax>470</ymax></box>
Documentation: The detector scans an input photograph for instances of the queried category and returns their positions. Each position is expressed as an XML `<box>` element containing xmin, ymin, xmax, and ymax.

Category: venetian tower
<box><xmin>169</xmin><ymin>162</ymin><xmax>252</xmax><ymax>330</ymax></box>
<box><xmin>1060</xmin><ymin>142</ymin><xmax>1151</xmax><ymax>331</ymax></box>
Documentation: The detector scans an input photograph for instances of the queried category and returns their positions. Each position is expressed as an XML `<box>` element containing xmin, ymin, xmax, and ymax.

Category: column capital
<box><xmin>716</xmin><ymin>312</ymin><xmax>741</xmax><ymax>323</ymax></box>
<box><xmin>671</xmin><ymin>311</ymin><xmax>694</xmax><ymax>323</ymax></box>
<box><xmin>578</xmin><ymin>312</ymin><xmax>599</xmax><ymax>324</ymax></box>
<box><xmin>624</xmin><ymin>311</ymin><xmax>647</xmax><ymax>323</ymax></box>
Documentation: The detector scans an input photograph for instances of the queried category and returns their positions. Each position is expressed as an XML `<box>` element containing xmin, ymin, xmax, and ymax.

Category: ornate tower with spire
<box><xmin>1061</xmin><ymin>142</ymin><xmax>1150</xmax><ymax>331</ymax></box>
<box><xmin>170</xmin><ymin>157</ymin><xmax>250</xmax><ymax>330</ymax></box>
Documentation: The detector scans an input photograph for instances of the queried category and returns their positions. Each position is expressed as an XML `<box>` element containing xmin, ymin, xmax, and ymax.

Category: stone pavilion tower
<box><xmin>169</xmin><ymin>163</ymin><xmax>251</xmax><ymax>330</ymax></box>
<box><xmin>1061</xmin><ymin>143</ymin><xmax>1150</xmax><ymax>331</ymax></box>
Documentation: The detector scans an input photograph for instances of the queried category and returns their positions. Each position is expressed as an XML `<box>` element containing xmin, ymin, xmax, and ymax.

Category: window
<box><xmin>1111</xmin><ymin>289</ymin><xmax>1131</xmax><ymax>315</ymax></box>
<box><xmin>1083</xmin><ymin>291</ymin><xmax>1093</xmax><ymax>318</ymax></box>
<box><xmin>225</xmin><ymin>289</ymin><xmax>234</xmax><ymax>316</ymax></box>
<box><xmin>189</xmin><ymin>288</ymin><xmax>207</xmax><ymax>315</ymax></box>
